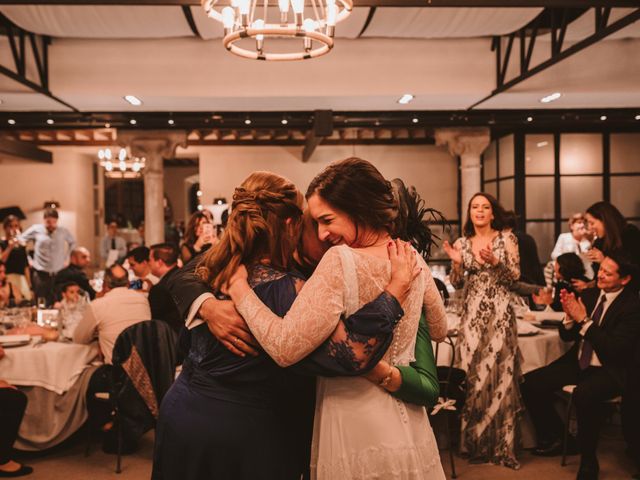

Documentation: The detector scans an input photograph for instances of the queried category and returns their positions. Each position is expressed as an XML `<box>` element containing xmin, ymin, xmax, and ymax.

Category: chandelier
<box><xmin>201</xmin><ymin>0</ymin><xmax>353</xmax><ymax>61</ymax></box>
<box><xmin>97</xmin><ymin>148</ymin><xmax>146</xmax><ymax>179</ymax></box>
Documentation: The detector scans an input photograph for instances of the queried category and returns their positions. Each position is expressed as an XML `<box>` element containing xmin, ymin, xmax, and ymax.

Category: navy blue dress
<box><xmin>152</xmin><ymin>266</ymin><xmax>402</xmax><ymax>480</ymax></box>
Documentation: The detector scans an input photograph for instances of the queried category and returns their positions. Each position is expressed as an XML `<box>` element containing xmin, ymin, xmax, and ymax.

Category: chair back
<box><xmin>433</xmin><ymin>335</ymin><xmax>466</xmax><ymax>408</ymax></box>
<box><xmin>110</xmin><ymin>320</ymin><xmax>178</xmax><ymax>438</ymax></box>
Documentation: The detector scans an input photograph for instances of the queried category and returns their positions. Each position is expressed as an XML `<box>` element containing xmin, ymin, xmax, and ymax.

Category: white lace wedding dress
<box><xmin>236</xmin><ymin>245</ymin><xmax>447</xmax><ymax>480</ymax></box>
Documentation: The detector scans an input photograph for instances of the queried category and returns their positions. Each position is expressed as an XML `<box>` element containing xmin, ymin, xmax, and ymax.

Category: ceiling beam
<box><xmin>0</xmin><ymin>0</ymin><xmax>638</xmax><ymax>6</ymax></box>
<box><xmin>0</xmin><ymin>137</ymin><xmax>52</xmax><ymax>162</ymax></box>
<box><xmin>469</xmin><ymin>8</ymin><xmax>640</xmax><ymax>109</ymax></box>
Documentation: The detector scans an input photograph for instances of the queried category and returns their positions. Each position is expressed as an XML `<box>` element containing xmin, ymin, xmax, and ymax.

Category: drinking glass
<box><xmin>37</xmin><ymin>297</ymin><xmax>46</xmax><ymax>309</ymax></box>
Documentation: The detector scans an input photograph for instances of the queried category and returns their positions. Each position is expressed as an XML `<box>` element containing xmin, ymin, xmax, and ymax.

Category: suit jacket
<box><xmin>558</xmin><ymin>285</ymin><xmax>640</xmax><ymax>386</ymax></box>
<box><xmin>166</xmin><ymin>254</ymin><xmax>208</xmax><ymax>320</ymax></box>
<box><xmin>54</xmin><ymin>264</ymin><xmax>96</xmax><ymax>300</ymax></box>
<box><xmin>148</xmin><ymin>266</ymin><xmax>183</xmax><ymax>334</ymax></box>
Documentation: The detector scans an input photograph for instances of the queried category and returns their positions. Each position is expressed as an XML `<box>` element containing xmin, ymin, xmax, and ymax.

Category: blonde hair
<box><xmin>197</xmin><ymin>172</ymin><xmax>303</xmax><ymax>291</ymax></box>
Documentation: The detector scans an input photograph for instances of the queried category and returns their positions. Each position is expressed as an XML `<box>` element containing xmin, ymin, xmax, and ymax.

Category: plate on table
<box><xmin>0</xmin><ymin>334</ymin><xmax>31</xmax><ymax>348</ymax></box>
<box><xmin>517</xmin><ymin>320</ymin><xmax>540</xmax><ymax>337</ymax></box>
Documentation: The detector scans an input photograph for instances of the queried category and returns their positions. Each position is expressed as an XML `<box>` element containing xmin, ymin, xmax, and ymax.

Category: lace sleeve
<box><xmin>448</xmin><ymin>237</ymin><xmax>466</xmax><ymax>290</ymax></box>
<box><xmin>418</xmin><ymin>256</ymin><xmax>448</xmax><ymax>342</ymax></box>
<box><xmin>292</xmin><ymin>291</ymin><xmax>403</xmax><ymax>376</ymax></box>
<box><xmin>494</xmin><ymin>231</ymin><xmax>520</xmax><ymax>286</ymax></box>
<box><xmin>236</xmin><ymin>247</ymin><xmax>346</xmax><ymax>367</ymax></box>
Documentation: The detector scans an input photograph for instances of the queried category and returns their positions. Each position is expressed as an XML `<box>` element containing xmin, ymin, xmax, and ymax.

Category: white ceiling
<box><xmin>0</xmin><ymin>5</ymin><xmax>638</xmax><ymax>113</ymax></box>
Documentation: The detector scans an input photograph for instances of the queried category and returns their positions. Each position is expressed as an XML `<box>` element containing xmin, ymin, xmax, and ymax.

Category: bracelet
<box><xmin>378</xmin><ymin>365</ymin><xmax>394</xmax><ymax>388</ymax></box>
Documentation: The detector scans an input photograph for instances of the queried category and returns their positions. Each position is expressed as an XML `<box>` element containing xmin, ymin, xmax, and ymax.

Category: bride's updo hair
<box><xmin>197</xmin><ymin>172</ymin><xmax>303</xmax><ymax>291</ymax></box>
<box><xmin>306</xmin><ymin>157</ymin><xmax>398</xmax><ymax>240</ymax></box>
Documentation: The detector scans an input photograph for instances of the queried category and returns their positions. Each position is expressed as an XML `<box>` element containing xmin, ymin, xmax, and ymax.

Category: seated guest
<box><xmin>552</xmin><ymin>213</ymin><xmax>592</xmax><ymax>260</ymax></box>
<box><xmin>533</xmin><ymin>253</ymin><xmax>591</xmax><ymax>312</ymax></box>
<box><xmin>148</xmin><ymin>243</ymin><xmax>182</xmax><ymax>334</ymax></box>
<box><xmin>125</xmin><ymin>247</ymin><xmax>158</xmax><ymax>293</ymax></box>
<box><xmin>54</xmin><ymin>247</ymin><xmax>96</xmax><ymax>300</ymax></box>
<box><xmin>99</xmin><ymin>221</ymin><xmax>127</xmax><ymax>267</ymax></box>
<box><xmin>55</xmin><ymin>281</ymin><xmax>88</xmax><ymax>339</ymax></box>
<box><xmin>73</xmin><ymin>264</ymin><xmax>151</xmax><ymax>364</ymax></box>
<box><xmin>0</xmin><ymin>261</ymin><xmax>22</xmax><ymax>309</ymax></box>
<box><xmin>74</xmin><ymin>264</ymin><xmax>151</xmax><ymax>454</ymax></box>
<box><xmin>0</xmin><ymin>215</ymin><xmax>32</xmax><ymax>301</ymax></box>
<box><xmin>0</xmin><ymin>346</ymin><xmax>33</xmax><ymax>477</ymax></box>
<box><xmin>521</xmin><ymin>251</ymin><xmax>640</xmax><ymax>480</ymax></box>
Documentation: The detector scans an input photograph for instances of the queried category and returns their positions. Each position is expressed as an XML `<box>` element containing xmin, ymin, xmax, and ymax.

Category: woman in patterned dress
<box><xmin>443</xmin><ymin>192</ymin><xmax>523</xmax><ymax>469</ymax></box>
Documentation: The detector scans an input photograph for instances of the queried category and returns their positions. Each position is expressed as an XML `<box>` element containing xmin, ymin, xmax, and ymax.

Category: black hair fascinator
<box><xmin>391</xmin><ymin>178</ymin><xmax>449</xmax><ymax>261</ymax></box>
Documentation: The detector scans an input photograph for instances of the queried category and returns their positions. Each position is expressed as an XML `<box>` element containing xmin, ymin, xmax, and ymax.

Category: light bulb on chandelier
<box><xmin>201</xmin><ymin>0</ymin><xmax>353</xmax><ymax>61</ymax></box>
<box><xmin>97</xmin><ymin>148</ymin><xmax>146</xmax><ymax>178</ymax></box>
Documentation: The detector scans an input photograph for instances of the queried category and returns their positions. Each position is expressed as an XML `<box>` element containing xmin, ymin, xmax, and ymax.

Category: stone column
<box><xmin>435</xmin><ymin>128</ymin><xmax>490</xmax><ymax>221</ymax></box>
<box><xmin>118</xmin><ymin>131</ymin><xmax>187</xmax><ymax>246</ymax></box>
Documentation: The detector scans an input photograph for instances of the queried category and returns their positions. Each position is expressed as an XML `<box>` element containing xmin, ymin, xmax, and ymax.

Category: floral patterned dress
<box><xmin>450</xmin><ymin>231</ymin><xmax>523</xmax><ymax>469</ymax></box>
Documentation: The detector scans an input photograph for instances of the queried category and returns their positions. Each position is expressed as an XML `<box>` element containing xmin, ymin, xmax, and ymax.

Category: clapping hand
<box><xmin>532</xmin><ymin>287</ymin><xmax>552</xmax><ymax>306</ymax></box>
<box><xmin>571</xmin><ymin>279</ymin><xmax>593</xmax><ymax>292</ymax></box>
<box><xmin>386</xmin><ymin>239</ymin><xmax>420</xmax><ymax>304</ymax></box>
<box><xmin>479</xmin><ymin>244</ymin><xmax>499</xmax><ymax>266</ymax></box>
<box><xmin>443</xmin><ymin>241</ymin><xmax>462</xmax><ymax>265</ymax></box>
<box><xmin>559</xmin><ymin>289</ymin><xmax>587</xmax><ymax>323</ymax></box>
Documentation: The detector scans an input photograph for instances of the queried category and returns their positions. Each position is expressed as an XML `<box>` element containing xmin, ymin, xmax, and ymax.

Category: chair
<box><xmin>85</xmin><ymin>320</ymin><xmax>178</xmax><ymax>473</ymax></box>
<box><xmin>431</xmin><ymin>335</ymin><xmax>466</xmax><ymax>479</ymax></box>
<box><xmin>559</xmin><ymin>384</ymin><xmax>622</xmax><ymax>467</ymax></box>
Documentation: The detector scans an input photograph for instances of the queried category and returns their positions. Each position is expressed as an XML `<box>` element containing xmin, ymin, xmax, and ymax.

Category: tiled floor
<box><xmin>17</xmin><ymin>424</ymin><xmax>636</xmax><ymax>480</ymax></box>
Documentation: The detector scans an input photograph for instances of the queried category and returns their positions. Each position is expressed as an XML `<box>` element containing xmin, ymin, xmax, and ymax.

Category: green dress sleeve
<box><xmin>391</xmin><ymin>312</ymin><xmax>440</xmax><ymax>408</ymax></box>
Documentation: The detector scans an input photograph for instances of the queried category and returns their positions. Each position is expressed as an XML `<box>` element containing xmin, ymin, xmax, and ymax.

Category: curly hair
<box><xmin>197</xmin><ymin>172</ymin><xmax>303</xmax><ymax>291</ymax></box>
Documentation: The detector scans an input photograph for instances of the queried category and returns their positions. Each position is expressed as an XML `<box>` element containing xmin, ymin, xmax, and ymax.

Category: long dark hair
<box><xmin>306</xmin><ymin>157</ymin><xmax>397</xmax><ymax>244</ymax></box>
<box><xmin>183</xmin><ymin>211</ymin><xmax>209</xmax><ymax>248</ymax></box>
<box><xmin>462</xmin><ymin>192</ymin><xmax>507</xmax><ymax>237</ymax></box>
<box><xmin>197</xmin><ymin>172</ymin><xmax>303</xmax><ymax>291</ymax></box>
<box><xmin>556</xmin><ymin>252</ymin><xmax>586</xmax><ymax>282</ymax></box>
<box><xmin>391</xmin><ymin>178</ymin><xmax>447</xmax><ymax>261</ymax></box>
<box><xmin>586</xmin><ymin>201</ymin><xmax>627</xmax><ymax>253</ymax></box>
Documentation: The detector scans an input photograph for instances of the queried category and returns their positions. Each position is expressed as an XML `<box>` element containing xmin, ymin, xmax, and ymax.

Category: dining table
<box><xmin>0</xmin><ymin>334</ymin><xmax>100</xmax><ymax>450</ymax></box>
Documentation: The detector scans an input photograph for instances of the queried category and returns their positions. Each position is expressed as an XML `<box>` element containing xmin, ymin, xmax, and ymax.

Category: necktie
<box><xmin>111</xmin><ymin>238</ymin><xmax>116</xmax><ymax>250</ymax></box>
<box><xmin>578</xmin><ymin>295</ymin><xmax>606</xmax><ymax>370</ymax></box>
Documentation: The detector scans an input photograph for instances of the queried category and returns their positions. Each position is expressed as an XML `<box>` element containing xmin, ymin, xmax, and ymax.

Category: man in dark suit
<box><xmin>54</xmin><ymin>247</ymin><xmax>96</xmax><ymax>300</ymax></box>
<box><xmin>148</xmin><ymin>243</ymin><xmax>182</xmax><ymax>334</ymax></box>
<box><xmin>521</xmin><ymin>251</ymin><xmax>640</xmax><ymax>480</ymax></box>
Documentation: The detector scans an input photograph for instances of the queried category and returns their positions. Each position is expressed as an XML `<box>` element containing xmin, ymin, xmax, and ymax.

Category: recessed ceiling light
<box><xmin>46</xmin><ymin>118</ymin><xmax>54</xmax><ymax>125</ymax></box>
<box><xmin>281</xmin><ymin>118</ymin><xmax>288</xmax><ymax>125</ymax></box>
<box><xmin>412</xmin><ymin>117</ymin><xmax>419</xmax><ymax>124</ymax></box>
<box><xmin>130</xmin><ymin>119</ymin><xmax>137</xmax><ymax>125</ymax></box>
<box><xmin>168</xmin><ymin>119</ymin><xmax>175</xmax><ymax>125</ymax></box>
<box><xmin>536</xmin><ymin>141</ymin><xmax>548</xmax><ymax>148</ymax></box>
<box><xmin>104</xmin><ymin>122</ymin><xmax>111</xmax><ymax>128</ymax></box>
<box><xmin>124</xmin><ymin>95</ymin><xmax>143</xmax><ymax>106</ymax></box>
<box><xmin>244</xmin><ymin>118</ymin><xmax>252</xmax><ymax>125</ymax></box>
<box><xmin>397</xmin><ymin>94</ymin><xmax>414</xmax><ymax>105</ymax></box>
<box><xmin>635</xmin><ymin>114</ymin><xmax>640</xmax><ymax>120</ymax></box>
<box><xmin>526</xmin><ymin>116</ymin><xmax>533</xmax><ymax>122</ymax></box>
<box><xmin>540</xmin><ymin>92</ymin><xmax>562</xmax><ymax>104</ymax></box>
<box><xmin>7</xmin><ymin>119</ymin><xmax>15</xmax><ymax>125</ymax></box>
<box><xmin>600</xmin><ymin>115</ymin><xmax>607</xmax><ymax>121</ymax></box>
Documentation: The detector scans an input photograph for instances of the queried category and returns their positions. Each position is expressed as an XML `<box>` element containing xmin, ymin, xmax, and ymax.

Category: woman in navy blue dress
<box><xmin>153</xmin><ymin>172</ymin><xmax>411</xmax><ymax>480</ymax></box>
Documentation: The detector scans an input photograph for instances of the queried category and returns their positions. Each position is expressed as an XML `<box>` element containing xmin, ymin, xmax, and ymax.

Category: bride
<box><xmin>227</xmin><ymin>158</ymin><xmax>447</xmax><ymax>479</ymax></box>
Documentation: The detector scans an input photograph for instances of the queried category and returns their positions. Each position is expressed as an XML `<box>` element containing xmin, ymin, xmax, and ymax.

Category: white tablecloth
<box><xmin>0</xmin><ymin>340</ymin><xmax>99</xmax><ymax>394</ymax></box>
<box><xmin>435</xmin><ymin>316</ymin><xmax>571</xmax><ymax>374</ymax></box>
